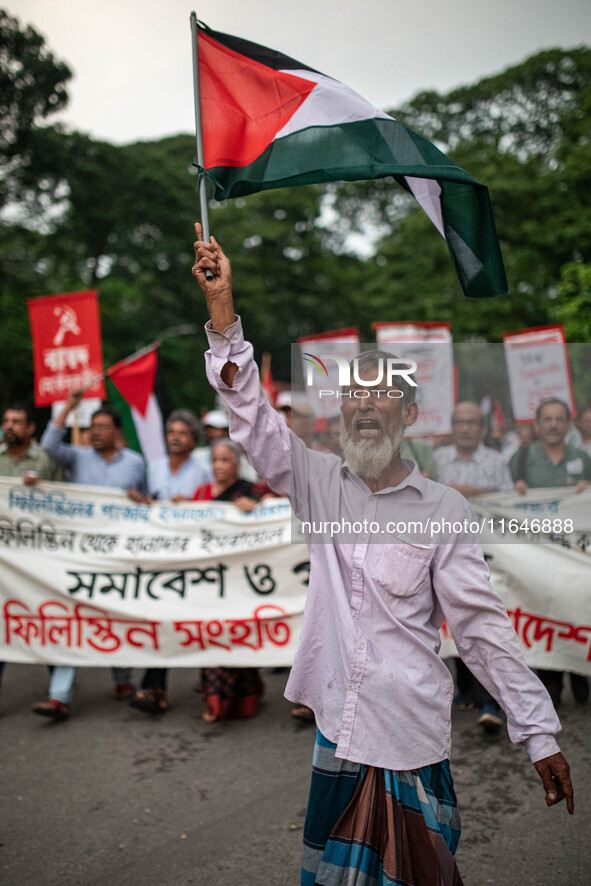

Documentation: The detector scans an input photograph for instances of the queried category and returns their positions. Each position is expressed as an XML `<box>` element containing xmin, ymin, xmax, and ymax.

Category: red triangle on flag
<box><xmin>107</xmin><ymin>350</ymin><xmax>157</xmax><ymax>418</ymax></box>
<box><xmin>199</xmin><ymin>31</ymin><xmax>316</xmax><ymax>169</ymax></box>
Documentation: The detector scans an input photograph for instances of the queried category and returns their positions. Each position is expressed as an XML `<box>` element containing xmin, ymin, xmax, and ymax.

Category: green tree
<box><xmin>0</xmin><ymin>8</ymin><xmax>71</xmax><ymax>208</ymax></box>
<box><xmin>2</xmin><ymin>29</ymin><xmax>591</xmax><ymax>420</ymax></box>
<box><xmin>330</xmin><ymin>47</ymin><xmax>591</xmax><ymax>342</ymax></box>
<box><xmin>0</xmin><ymin>9</ymin><xmax>72</xmax><ymax>409</ymax></box>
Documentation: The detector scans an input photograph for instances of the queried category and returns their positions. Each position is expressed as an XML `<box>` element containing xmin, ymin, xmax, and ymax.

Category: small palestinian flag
<box><xmin>195</xmin><ymin>22</ymin><xmax>507</xmax><ymax>300</ymax></box>
<box><xmin>107</xmin><ymin>348</ymin><xmax>166</xmax><ymax>464</ymax></box>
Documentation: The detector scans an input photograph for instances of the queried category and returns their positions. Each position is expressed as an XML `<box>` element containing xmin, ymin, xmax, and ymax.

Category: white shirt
<box><xmin>205</xmin><ymin>317</ymin><xmax>561</xmax><ymax>770</ymax></box>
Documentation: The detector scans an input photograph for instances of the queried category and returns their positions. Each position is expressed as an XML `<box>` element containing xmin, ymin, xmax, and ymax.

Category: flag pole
<box><xmin>81</xmin><ymin>326</ymin><xmax>200</xmax><ymax>391</ymax></box>
<box><xmin>190</xmin><ymin>11</ymin><xmax>213</xmax><ymax>279</ymax></box>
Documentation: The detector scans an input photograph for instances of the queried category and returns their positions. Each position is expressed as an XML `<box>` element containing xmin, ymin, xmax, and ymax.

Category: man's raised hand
<box><xmin>192</xmin><ymin>223</ymin><xmax>232</xmax><ymax>296</ymax></box>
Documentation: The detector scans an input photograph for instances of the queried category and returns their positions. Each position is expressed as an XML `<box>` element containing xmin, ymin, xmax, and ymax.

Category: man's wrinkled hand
<box><xmin>534</xmin><ymin>752</ymin><xmax>574</xmax><ymax>814</ymax></box>
<box><xmin>192</xmin><ymin>222</ymin><xmax>232</xmax><ymax>298</ymax></box>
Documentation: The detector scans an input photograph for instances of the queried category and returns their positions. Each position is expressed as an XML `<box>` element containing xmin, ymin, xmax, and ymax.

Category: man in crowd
<box><xmin>130</xmin><ymin>408</ymin><xmax>211</xmax><ymax>504</ymax></box>
<box><xmin>127</xmin><ymin>408</ymin><xmax>211</xmax><ymax>714</ymax></box>
<box><xmin>192</xmin><ymin>225</ymin><xmax>573</xmax><ymax>886</ymax></box>
<box><xmin>275</xmin><ymin>391</ymin><xmax>292</xmax><ymax>428</ymax></box>
<box><xmin>435</xmin><ymin>401</ymin><xmax>514</xmax><ymax>731</ymax></box>
<box><xmin>0</xmin><ymin>404</ymin><xmax>62</xmax><ymax>483</ymax></box>
<box><xmin>401</xmin><ymin>435</ymin><xmax>438</xmax><ymax>479</ymax></box>
<box><xmin>0</xmin><ymin>404</ymin><xmax>63</xmax><ymax>694</ymax></box>
<box><xmin>435</xmin><ymin>401</ymin><xmax>514</xmax><ymax>497</ymax></box>
<box><xmin>31</xmin><ymin>390</ymin><xmax>147</xmax><ymax>720</ymax></box>
<box><xmin>573</xmin><ymin>406</ymin><xmax>591</xmax><ymax>456</ymax></box>
<box><xmin>510</xmin><ymin>397</ymin><xmax>591</xmax><ymax>707</ymax></box>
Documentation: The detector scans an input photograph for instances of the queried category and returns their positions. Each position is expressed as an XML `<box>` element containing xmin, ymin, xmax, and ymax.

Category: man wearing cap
<box><xmin>275</xmin><ymin>391</ymin><xmax>292</xmax><ymax>428</ymax></box>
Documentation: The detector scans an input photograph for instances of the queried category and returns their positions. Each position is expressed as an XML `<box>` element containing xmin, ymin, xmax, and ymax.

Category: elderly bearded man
<box><xmin>192</xmin><ymin>225</ymin><xmax>573</xmax><ymax>886</ymax></box>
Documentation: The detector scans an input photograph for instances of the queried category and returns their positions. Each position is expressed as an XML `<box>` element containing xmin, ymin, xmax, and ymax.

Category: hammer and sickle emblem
<box><xmin>53</xmin><ymin>306</ymin><xmax>81</xmax><ymax>346</ymax></box>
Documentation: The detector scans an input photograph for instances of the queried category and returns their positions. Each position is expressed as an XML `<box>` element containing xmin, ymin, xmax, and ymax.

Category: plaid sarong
<box><xmin>302</xmin><ymin>731</ymin><xmax>463</xmax><ymax>886</ymax></box>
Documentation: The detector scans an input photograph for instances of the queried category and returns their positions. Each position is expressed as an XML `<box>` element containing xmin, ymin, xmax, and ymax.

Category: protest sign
<box><xmin>503</xmin><ymin>324</ymin><xmax>575</xmax><ymax>423</ymax></box>
<box><xmin>373</xmin><ymin>322</ymin><xmax>454</xmax><ymax>436</ymax></box>
<box><xmin>297</xmin><ymin>327</ymin><xmax>359</xmax><ymax>419</ymax></box>
<box><xmin>27</xmin><ymin>290</ymin><xmax>106</xmax><ymax>406</ymax></box>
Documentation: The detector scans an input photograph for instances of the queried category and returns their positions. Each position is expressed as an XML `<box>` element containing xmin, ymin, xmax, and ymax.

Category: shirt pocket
<box><xmin>373</xmin><ymin>543</ymin><xmax>434</xmax><ymax>597</ymax></box>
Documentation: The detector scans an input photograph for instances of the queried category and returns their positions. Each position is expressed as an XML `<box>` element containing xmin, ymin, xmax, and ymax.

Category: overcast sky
<box><xmin>5</xmin><ymin>0</ymin><xmax>591</xmax><ymax>145</ymax></box>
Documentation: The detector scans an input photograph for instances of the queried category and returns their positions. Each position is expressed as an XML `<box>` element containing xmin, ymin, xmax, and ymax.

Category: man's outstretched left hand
<box><xmin>534</xmin><ymin>752</ymin><xmax>574</xmax><ymax>814</ymax></box>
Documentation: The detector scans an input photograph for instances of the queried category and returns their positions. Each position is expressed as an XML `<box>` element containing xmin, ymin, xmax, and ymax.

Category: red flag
<box><xmin>107</xmin><ymin>350</ymin><xmax>157</xmax><ymax>418</ymax></box>
<box><xmin>198</xmin><ymin>30</ymin><xmax>314</xmax><ymax>169</ymax></box>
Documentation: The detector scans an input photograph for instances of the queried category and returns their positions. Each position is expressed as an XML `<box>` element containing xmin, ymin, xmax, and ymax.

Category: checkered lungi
<box><xmin>302</xmin><ymin>731</ymin><xmax>463</xmax><ymax>886</ymax></box>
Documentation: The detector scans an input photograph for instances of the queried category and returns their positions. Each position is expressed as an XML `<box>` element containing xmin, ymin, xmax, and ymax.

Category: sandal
<box><xmin>129</xmin><ymin>688</ymin><xmax>168</xmax><ymax>714</ymax></box>
<box><xmin>291</xmin><ymin>705</ymin><xmax>315</xmax><ymax>723</ymax></box>
<box><xmin>202</xmin><ymin>709</ymin><xmax>219</xmax><ymax>723</ymax></box>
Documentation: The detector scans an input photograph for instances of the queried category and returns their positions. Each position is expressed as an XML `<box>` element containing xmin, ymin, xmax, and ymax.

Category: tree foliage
<box><xmin>0</xmin><ymin>8</ymin><xmax>589</xmax><ymax>421</ymax></box>
<box><xmin>0</xmin><ymin>8</ymin><xmax>71</xmax><ymax>208</ymax></box>
<box><xmin>330</xmin><ymin>47</ymin><xmax>591</xmax><ymax>341</ymax></box>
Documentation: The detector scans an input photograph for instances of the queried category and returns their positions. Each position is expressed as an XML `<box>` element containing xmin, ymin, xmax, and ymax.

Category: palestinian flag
<box><xmin>195</xmin><ymin>22</ymin><xmax>508</xmax><ymax>300</ymax></box>
<box><xmin>106</xmin><ymin>348</ymin><xmax>166</xmax><ymax>464</ymax></box>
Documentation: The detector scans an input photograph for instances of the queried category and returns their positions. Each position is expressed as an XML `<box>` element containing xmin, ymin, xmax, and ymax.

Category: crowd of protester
<box><xmin>1</xmin><ymin>388</ymin><xmax>590</xmax><ymax>727</ymax></box>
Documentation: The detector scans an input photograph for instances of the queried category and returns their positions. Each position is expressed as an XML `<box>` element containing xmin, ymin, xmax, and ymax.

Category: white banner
<box><xmin>503</xmin><ymin>325</ymin><xmax>575</xmax><ymax>422</ymax></box>
<box><xmin>373</xmin><ymin>322</ymin><xmax>454</xmax><ymax>437</ymax></box>
<box><xmin>1</xmin><ymin>480</ymin><xmax>590</xmax><ymax>675</ymax></box>
<box><xmin>0</xmin><ymin>479</ymin><xmax>308</xmax><ymax>667</ymax></box>
<box><xmin>440</xmin><ymin>488</ymin><xmax>591</xmax><ymax>675</ymax></box>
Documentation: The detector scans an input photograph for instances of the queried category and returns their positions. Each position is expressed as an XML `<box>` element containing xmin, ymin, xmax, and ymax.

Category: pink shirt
<box><xmin>205</xmin><ymin>318</ymin><xmax>561</xmax><ymax>770</ymax></box>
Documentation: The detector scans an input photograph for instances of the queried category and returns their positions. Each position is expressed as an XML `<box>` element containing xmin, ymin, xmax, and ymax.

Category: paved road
<box><xmin>1</xmin><ymin>665</ymin><xmax>588</xmax><ymax>886</ymax></box>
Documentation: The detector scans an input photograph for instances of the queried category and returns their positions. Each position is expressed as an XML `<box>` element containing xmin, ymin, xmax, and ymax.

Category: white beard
<box><xmin>339</xmin><ymin>418</ymin><xmax>405</xmax><ymax>483</ymax></box>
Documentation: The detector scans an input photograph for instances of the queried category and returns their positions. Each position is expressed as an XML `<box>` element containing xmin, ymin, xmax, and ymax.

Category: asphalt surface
<box><xmin>0</xmin><ymin>665</ymin><xmax>588</xmax><ymax>886</ymax></box>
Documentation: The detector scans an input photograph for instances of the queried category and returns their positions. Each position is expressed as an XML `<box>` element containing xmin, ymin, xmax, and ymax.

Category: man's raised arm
<box><xmin>191</xmin><ymin>223</ymin><xmax>299</xmax><ymax>502</ymax></box>
<box><xmin>192</xmin><ymin>222</ymin><xmax>239</xmax><ymax>389</ymax></box>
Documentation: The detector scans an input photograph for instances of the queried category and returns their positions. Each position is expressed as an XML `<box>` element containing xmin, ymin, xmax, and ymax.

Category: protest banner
<box><xmin>439</xmin><ymin>487</ymin><xmax>591</xmax><ymax>674</ymax></box>
<box><xmin>0</xmin><ymin>479</ymin><xmax>307</xmax><ymax>667</ymax></box>
<box><xmin>503</xmin><ymin>324</ymin><xmax>575</xmax><ymax>423</ymax></box>
<box><xmin>373</xmin><ymin>322</ymin><xmax>454</xmax><ymax>437</ymax></box>
<box><xmin>1</xmin><ymin>479</ymin><xmax>589</xmax><ymax>675</ymax></box>
<box><xmin>27</xmin><ymin>290</ymin><xmax>106</xmax><ymax>406</ymax></box>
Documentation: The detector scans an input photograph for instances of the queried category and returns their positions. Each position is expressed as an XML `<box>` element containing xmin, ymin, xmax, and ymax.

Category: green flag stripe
<box><xmin>106</xmin><ymin>378</ymin><xmax>142</xmax><ymax>455</ymax></box>
<box><xmin>205</xmin><ymin>119</ymin><xmax>507</xmax><ymax>299</ymax></box>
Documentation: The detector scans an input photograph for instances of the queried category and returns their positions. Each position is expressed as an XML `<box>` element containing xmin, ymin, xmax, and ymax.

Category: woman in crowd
<box><xmin>193</xmin><ymin>438</ymin><xmax>264</xmax><ymax>722</ymax></box>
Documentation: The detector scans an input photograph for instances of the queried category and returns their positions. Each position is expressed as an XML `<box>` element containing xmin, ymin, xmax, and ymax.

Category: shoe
<box><xmin>113</xmin><ymin>682</ymin><xmax>135</xmax><ymax>700</ymax></box>
<box><xmin>478</xmin><ymin>704</ymin><xmax>503</xmax><ymax>733</ymax></box>
<box><xmin>452</xmin><ymin>692</ymin><xmax>475</xmax><ymax>711</ymax></box>
<box><xmin>570</xmin><ymin>673</ymin><xmax>589</xmax><ymax>704</ymax></box>
<box><xmin>31</xmin><ymin>699</ymin><xmax>70</xmax><ymax>721</ymax></box>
